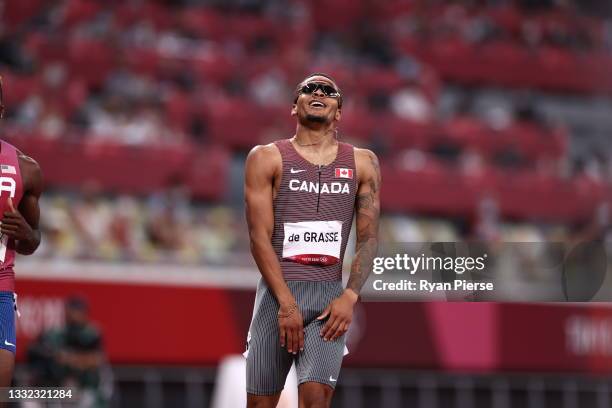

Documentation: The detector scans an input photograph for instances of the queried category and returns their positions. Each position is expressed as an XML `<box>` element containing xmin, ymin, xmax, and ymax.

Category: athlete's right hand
<box><xmin>278</xmin><ymin>301</ymin><xmax>304</xmax><ymax>354</ymax></box>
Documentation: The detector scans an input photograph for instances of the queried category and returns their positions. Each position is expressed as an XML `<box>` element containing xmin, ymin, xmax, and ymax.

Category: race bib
<box><xmin>282</xmin><ymin>221</ymin><xmax>342</xmax><ymax>266</ymax></box>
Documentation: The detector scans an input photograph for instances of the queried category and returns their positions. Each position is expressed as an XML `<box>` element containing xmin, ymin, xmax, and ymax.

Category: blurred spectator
<box><xmin>26</xmin><ymin>296</ymin><xmax>111</xmax><ymax>408</ymax></box>
<box><xmin>460</xmin><ymin>149</ymin><xmax>486</xmax><ymax>176</ymax></box>
<box><xmin>249</xmin><ymin>69</ymin><xmax>290</xmax><ymax>107</ymax></box>
<box><xmin>71</xmin><ymin>183</ymin><xmax>113</xmax><ymax>259</ymax></box>
<box><xmin>390</xmin><ymin>87</ymin><xmax>433</xmax><ymax>123</ymax></box>
<box><xmin>472</xmin><ymin>195</ymin><xmax>502</xmax><ymax>242</ymax></box>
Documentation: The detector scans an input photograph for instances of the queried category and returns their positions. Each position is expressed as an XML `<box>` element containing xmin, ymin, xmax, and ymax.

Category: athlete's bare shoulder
<box><xmin>245</xmin><ymin>143</ymin><xmax>282</xmax><ymax>178</ymax></box>
<box><xmin>16</xmin><ymin>150</ymin><xmax>43</xmax><ymax>196</ymax></box>
<box><xmin>247</xmin><ymin>143</ymin><xmax>281</xmax><ymax>161</ymax></box>
<box><xmin>17</xmin><ymin>151</ymin><xmax>39</xmax><ymax>168</ymax></box>
<box><xmin>354</xmin><ymin>147</ymin><xmax>380</xmax><ymax>184</ymax></box>
<box><xmin>354</xmin><ymin>147</ymin><xmax>377</xmax><ymax>161</ymax></box>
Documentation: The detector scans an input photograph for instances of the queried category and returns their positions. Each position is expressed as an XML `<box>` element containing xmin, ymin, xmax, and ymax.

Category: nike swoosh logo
<box><xmin>329</xmin><ymin>376</ymin><xmax>337</xmax><ymax>382</ymax></box>
<box><xmin>290</xmin><ymin>168</ymin><xmax>306</xmax><ymax>174</ymax></box>
<box><xmin>4</xmin><ymin>340</ymin><xmax>15</xmax><ymax>347</ymax></box>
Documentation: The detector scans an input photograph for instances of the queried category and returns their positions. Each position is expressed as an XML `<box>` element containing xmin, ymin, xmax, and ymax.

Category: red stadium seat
<box><xmin>1</xmin><ymin>73</ymin><xmax>39</xmax><ymax>106</ymax></box>
<box><xmin>61</xmin><ymin>0</ymin><xmax>101</xmax><ymax>28</ymax></box>
<box><xmin>3</xmin><ymin>0</ymin><xmax>45</xmax><ymax>29</ymax></box>
<box><xmin>67</xmin><ymin>39</ymin><xmax>114</xmax><ymax>87</ymax></box>
<box><xmin>192</xmin><ymin>51</ymin><xmax>236</xmax><ymax>85</ymax></box>
<box><xmin>165</xmin><ymin>90</ymin><xmax>192</xmax><ymax>133</ymax></box>
<box><xmin>178</xmin><ymin>8</ymin><xmax>226</xmax><ymax>40</ymax></box>
<box><xmin>124</xmin><ymin>48</ymin><xmax>161</xmax><ymax>76</ymax></box>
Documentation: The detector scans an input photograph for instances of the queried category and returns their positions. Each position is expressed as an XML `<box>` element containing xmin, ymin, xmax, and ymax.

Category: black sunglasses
<box><xmin>300</xmin><ymin>82</ymin><xmax>340</xmax><ymax>98</ymax></box>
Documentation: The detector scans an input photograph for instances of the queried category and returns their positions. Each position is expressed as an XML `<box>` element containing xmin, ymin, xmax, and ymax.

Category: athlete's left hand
<box><xmin>1</xmin><ymin>198</ymin><xmax>33</xmax><ymax>241</ymax></box>
<box><xmin>317</xmin><ymin>289</ymin><xmax>358</xmax><ymax>341</ymax></box>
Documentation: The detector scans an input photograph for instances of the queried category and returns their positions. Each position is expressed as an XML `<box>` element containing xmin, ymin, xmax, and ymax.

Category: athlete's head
<box><xmin>291</xmin><ymin>73</ymin><xmax>342</xmax><ymax>126</ymax></box>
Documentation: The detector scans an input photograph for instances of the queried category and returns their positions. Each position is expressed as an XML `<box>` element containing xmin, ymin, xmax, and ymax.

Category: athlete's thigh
<box><xmin>295</xmin><ymin>317</ymin><xmax>345</xmax><ymax>391</ymax></box>
<box><xmin>245</xmin><ymin>283</ymin><xmax>294</xmax><ymax>396</ymax></box>
<box><xmin>246</xmin><ymin>331</ymin><xmax>293</xmax><ymax>397</ymax></box>
<box><xmin>0</xmin><ymin>349</ymin><xmax>13</xmax><ymax>387</ymax></box>
<box><xmin>0</xmin><ymin>292</ymin><xmax>15</xmax><ymax>388</ymax></box>
<box><xmin>0</xmin><ymin>348</ymin><xmax>13</xmax><ymax>408</ymax></box>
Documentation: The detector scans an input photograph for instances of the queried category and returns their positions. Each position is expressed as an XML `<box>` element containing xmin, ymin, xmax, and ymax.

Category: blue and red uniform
<box><xmin>0</xmin><ymin>141</ymin><xmax>23</xmax><ymax>353</ymax></box>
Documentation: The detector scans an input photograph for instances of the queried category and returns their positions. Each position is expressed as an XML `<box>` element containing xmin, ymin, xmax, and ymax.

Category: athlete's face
<box><xmin>291</xmin><ymin>76</ymin><xmax>341</xmax><ymax>125</ymax></box>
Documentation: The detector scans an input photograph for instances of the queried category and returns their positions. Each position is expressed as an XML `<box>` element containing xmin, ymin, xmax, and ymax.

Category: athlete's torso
<box><xmin>0</xmin><ymin>141</ymin><xmax>24</xmax><ymax>291</ymax></box>
<box><xmin>271</xmin><ymin>139</ymin><xmax>357</xmax><ymax>281</ymax></box>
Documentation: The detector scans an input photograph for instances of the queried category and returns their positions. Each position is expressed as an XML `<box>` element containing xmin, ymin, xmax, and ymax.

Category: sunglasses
<box><xmin>300</xmin><ymin>82</ymin><xmax>340</xmax><ymax>98</ymax></box>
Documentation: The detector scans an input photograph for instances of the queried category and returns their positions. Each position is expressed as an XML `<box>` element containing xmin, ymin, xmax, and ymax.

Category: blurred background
<box><xmin>2</xmin><ymin>0</ymin><xmax>612</xmax><ymax>406</ymax></box>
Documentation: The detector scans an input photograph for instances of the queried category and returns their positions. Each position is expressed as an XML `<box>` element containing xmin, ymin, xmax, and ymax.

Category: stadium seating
<box><xmin>1</xmin><ymin>0</ymin><xmax>610</xmax><ymax>228</ymax></box>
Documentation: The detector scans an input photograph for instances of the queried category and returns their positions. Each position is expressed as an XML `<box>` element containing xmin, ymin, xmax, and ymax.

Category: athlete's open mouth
<box><xmin>309</xmin><ymin>100</ymin><xmax>326</xmax><ymax>108</ymax></box>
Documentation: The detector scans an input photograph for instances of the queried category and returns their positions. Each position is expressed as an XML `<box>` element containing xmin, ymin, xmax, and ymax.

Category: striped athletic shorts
<box><xmin>0</xmin><ymin>292</ymin><xmax>16</xmax><ymax>353</ymax></box>
<box><xmin>245</xmin><ymin>279</ymin><xmax>348</xmax><ymax>395</ymax></box>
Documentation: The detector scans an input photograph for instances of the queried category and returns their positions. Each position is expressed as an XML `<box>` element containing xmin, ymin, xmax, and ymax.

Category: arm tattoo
<box><xmin>356</xmin><ymin>191</ymin><xmax>374</xmax><ymax>210</ymax></box>
<box><xmin>369</xmin><ymin>154</ymin><xmax>380</xmax><ymax>191</ymax></box>
<box><xmin>347</xmin><ymin>153</ymin><xmax>381</xmax><ymax>296</ymax></box>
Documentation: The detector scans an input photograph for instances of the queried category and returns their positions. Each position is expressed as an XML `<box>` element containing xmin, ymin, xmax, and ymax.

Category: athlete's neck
<box><xmin>293</xmin><ymin>125</ymin><xmax>337</xmax><ymax>150</ymax></box>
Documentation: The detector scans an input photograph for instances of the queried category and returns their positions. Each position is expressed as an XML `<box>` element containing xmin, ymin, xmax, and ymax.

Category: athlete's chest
<box><xmin>283</xmin><ymin>164</ymin><xmax>355</xmax><ymax>197</ymax></box>
<box><xmin>0</xmin><ymin>159</ymin><xmax>21</xmax><ymax>202</ymax></box>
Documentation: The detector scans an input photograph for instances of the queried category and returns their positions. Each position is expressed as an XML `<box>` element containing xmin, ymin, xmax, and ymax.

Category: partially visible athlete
<box><xmin>244</xmin><ymin>73</ymin><xmax>380</xmax><ymax>407</ymax></box>
<box><xmin>0</xmin><ymin>76</ymin><xmax>44</xmax><ymax>393</ymax></box>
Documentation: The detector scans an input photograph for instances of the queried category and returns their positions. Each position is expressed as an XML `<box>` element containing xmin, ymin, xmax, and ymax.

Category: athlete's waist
<box><xmin>0</xmin><ymin>291</ymin><xmax>15</xmax><ymax>300</ymax></box>
<box><xmin>281</xmin><ymin>268</ymin><xmax>342</xmax><ymax>282</ymax></box>
<box><xmin>259</xmin><ymin>277</ymin><xmax>343</xmax><ymax>286</ymax></box>
<box><xmin>0</xmin><ymin>268</ymin><xmax>16</xmax><ymax>279</ymax></box>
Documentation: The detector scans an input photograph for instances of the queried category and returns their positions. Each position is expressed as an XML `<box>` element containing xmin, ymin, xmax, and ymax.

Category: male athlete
<box><xmin>0</xmin><ymin>76</ymin><xmax>44</xmax><ymax>392</ymax></box>
<box><xmin>244</xmin><ymin>73</ymin><xmax>380</xmax><ymax>407</ymax></box>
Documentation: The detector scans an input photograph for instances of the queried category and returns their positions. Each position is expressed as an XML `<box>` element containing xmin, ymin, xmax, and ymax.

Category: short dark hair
<box><xmin>293</xmin><ymin>72</ymin><xmax>343</xmax><ymax>108</ymax></box>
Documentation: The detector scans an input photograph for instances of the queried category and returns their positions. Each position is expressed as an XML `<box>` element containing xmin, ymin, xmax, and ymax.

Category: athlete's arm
<box><xmin>244</xmin><ymin>144</ymin><xmax>304</xmax><ymax>354</ymax></box>
<box><xmin>347</xmin><ymin>149</ymin><xmax>381</xmax><ymax>295</ymax></box>
<box><xmin>1</xmin><ymin>154</ymin><xmax>42</xmax><ymax>255</ymax></box>
<box><xmin>318</xmin><ymin>148</ymin><xmax>380</xmax><ymax>341</ymax></box>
